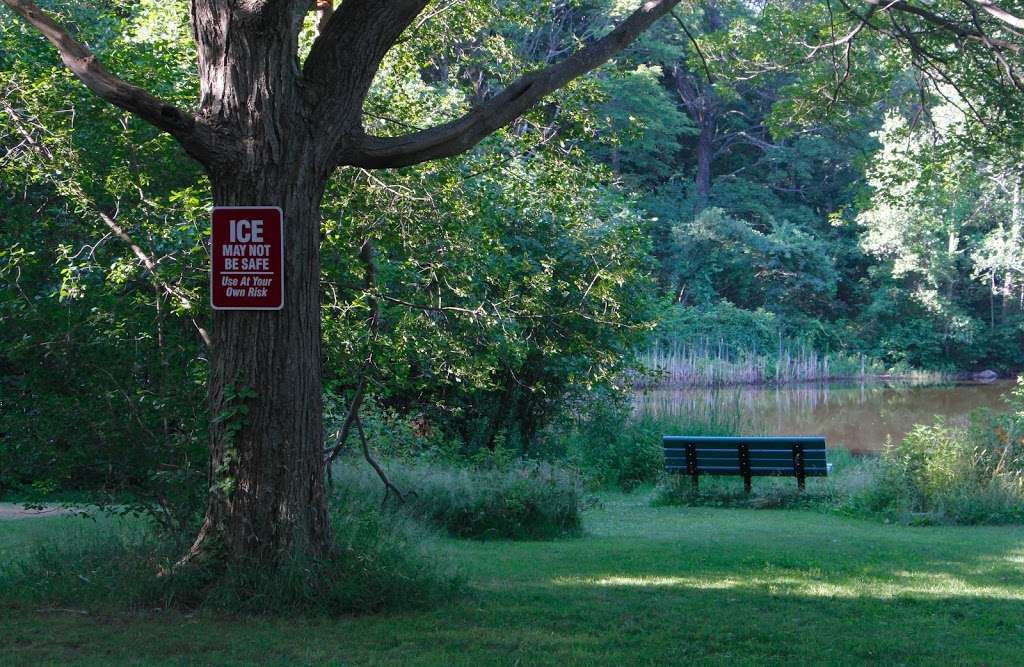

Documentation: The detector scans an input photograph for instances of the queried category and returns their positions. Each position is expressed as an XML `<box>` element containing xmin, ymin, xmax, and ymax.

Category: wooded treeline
<box><xmin>2</xmin><ymin>0</ymin><xmax>1023</xmax><ymax>500</ymax></box>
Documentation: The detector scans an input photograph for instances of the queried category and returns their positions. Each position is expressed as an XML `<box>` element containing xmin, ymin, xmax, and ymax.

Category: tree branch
<box><xmin>356</xmin><ymin>413</ymin><xmax>410</xmax><ymax>507</ymax></box>
<box><xmin>98</xmin><ymin>212</ymin><xmax>212</xmax><ymax>347</ymax></box>
<box><xmin>881</xmin><ymin>0</ymin><xmax>1023</xmax><ymax>52</ymax></box>
<box><xmin>806</xmin><ymin>4</ymin><xmax>879</xmax><ymax>58</ymax></box>
<box><xmin>323</xmin><ymin>376</ymin><xmax>366</xmax><ymax>467</ymax></box>
<box><xmin>303</xmin><ymin>0</ymin><xmax>432</xmax><ymax>123</ymax></box>
<box><xmin>975</xmin><ymin>0</ymin><xmax>1024</xmax><ymax>31</ymax></box>
<box><xmin>1</xmin><ymin>0</ymin><xmax>215</xmax><ymax>166</ymax></box>
<box><xmin>343</xmin><ymin>0</ymin><xmax>684</xmax><ymax>169</ymax></box>
<box><xmin>670</xmin><ymin>9</ymin><xmax>715</xmax><ymax>84</ymax></box>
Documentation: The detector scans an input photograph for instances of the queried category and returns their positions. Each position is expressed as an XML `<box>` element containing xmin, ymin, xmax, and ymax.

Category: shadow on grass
<box><xmin>7</xmin><ymin>567</ymin><xmax>1018</xmax><ymax>665</ymax></box>
<box><xmin>3</xmin><ymin>501</ymin><xmax>1024</xmax><ymax>665</ymax></box>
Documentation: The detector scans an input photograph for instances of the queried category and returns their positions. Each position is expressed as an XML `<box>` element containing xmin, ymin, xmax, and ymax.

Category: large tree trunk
<box><xmin>179</xmin><ymin>4</ymin><xmax>336</xmax><ymax>565</ymax></box>
<box><xmin>184</xmin><ymin>158</ymin><xmax>333</xmax><ymax>564</ymax></box>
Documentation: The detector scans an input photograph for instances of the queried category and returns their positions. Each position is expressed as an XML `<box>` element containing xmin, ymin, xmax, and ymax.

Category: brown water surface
<box><xmin>635</xmin><ymin>379</ymin><xmax>1016</xmax><ymax>452</ymax></box>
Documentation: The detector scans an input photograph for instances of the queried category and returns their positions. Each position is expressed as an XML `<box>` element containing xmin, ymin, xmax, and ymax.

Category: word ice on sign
<box><xmin>210</xmin><ymin>207</ymin><xmax>284</xmax><ymax>310</ymax></box>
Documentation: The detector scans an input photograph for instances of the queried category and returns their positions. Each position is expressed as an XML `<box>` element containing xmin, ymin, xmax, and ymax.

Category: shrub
<box><xmin>333</xmin><ymin>459</ymin><xmax>588</xmax><ymax>540</ymax></box>
<box><xmin>850</xmin><ymin>406</ymin><xmax>1024</xmax><ymax>524</ymax></box>
<box><xmin>0</xmin><ymin>493</ymin><xmax>460</xmax><ymax>615</ymax></box>
<box><xmin>538</xmin><ymin>387</ymin><xmax>742</xmax><ymax>490</ymax></box>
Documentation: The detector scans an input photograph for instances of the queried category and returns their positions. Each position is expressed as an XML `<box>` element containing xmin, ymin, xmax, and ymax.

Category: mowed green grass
<box><xmin>4</xmin><ymin>493</ymin><xmax>1024</xmax><ymax>666</ymax></box>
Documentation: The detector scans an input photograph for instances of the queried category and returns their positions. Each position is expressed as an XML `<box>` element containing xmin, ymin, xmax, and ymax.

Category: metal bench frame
<box><xmin>663</xmin><ymin>435</ymin><xmax>828</xmax><ymax>492</ymax></box>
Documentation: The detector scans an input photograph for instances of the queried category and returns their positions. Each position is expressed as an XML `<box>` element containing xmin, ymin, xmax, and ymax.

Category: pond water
<box><xmin>634</xmin><ymin>379</ymin><xmax>1016</xmax><ymax>453</ymax></box>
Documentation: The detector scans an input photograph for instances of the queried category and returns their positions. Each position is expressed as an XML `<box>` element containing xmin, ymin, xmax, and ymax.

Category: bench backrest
<box><xmin>663</xmin><ymin>436</ymin><xmax>828</xmax><ymax>477</ymax></box>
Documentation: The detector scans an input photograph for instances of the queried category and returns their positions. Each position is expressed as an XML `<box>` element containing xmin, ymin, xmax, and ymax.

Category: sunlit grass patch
<box><xmin>553</xmin><ymin>571</ymin><xmax>1024</xmax><ymax>601</ymax></box>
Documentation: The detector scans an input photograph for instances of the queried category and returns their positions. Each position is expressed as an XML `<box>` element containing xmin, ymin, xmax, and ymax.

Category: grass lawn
<box><xmin>3</xmin><ymin>493</ymin><xmax>1024</xmax><ymax>666</ymax></box>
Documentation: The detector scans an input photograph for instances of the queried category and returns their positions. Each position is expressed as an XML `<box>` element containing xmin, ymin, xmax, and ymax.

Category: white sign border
<box><xmin>210</xmin><ymin>205</ymin><xmax>285</xmax><ymax>311</ymax></box>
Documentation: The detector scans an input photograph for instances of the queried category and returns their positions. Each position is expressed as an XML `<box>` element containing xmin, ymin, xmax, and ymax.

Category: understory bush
<box><xmin>538</xmin><ymin>387</ymin><xmax>742</xmax><ymax>490</ymax></box>
<box><xmin>849</xmin><ymin>400</ymin><xmax>1024</xmax><ymax>524</ymax></box>
<box><xmin>333</xmin><ymin>459</ymin><xmax>588</xmax><ymax>540</ymax></box>
<box><xmin>0</xmin><ymin>492</ymin><xmax>460</xmax><ymax>615</ymax></box>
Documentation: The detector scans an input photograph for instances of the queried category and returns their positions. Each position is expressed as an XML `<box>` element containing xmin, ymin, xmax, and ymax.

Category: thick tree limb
<box><xmin>879</xmin><ymin>0</ymin><xmax>1023</xmax><ymax>51</ymax></box>
<box><xmin>975</xmin><ymin>0</ymin><xmax>1024</xmax><ymax>31</ymax></box>
<box><xmin>304</xmin><ymin>0</ymin><xmax>432</xmax><ymax>121</ymax></box>
<box><xmin>1</xmin><ymin>0</ymin><xmax>215</xmax><ymax>166</ymax></box>
<box><xmin>343</xmin><ymin>0</ymin><xmax>684</xmax><ymax>169</ymax></box>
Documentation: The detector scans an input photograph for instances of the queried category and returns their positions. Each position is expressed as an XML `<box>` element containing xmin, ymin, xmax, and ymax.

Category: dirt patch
<box><xmin>0</xmin><ymin>503</ymin><xmax>76</xmax><ymax>520</ymax></box>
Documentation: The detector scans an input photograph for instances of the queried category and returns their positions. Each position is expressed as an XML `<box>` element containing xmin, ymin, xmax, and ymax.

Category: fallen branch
<box><xmin>323</xmin><ymin>376</ymin><xmax>367</xmax><ymax>472</ymax></box>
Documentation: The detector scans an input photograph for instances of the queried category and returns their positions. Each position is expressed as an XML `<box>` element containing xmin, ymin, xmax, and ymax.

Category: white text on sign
<box><xmin>229</xmin><ymin>219</ymin><xmax>265</xmax><ymax>243</ymax></box>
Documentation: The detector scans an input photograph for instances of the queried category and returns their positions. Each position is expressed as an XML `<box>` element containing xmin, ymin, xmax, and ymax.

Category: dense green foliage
<box><xmin>852</xmin><ymin>388</ymin><xmax>1024</xmax><ymax>524</ymax></box>
<box><xmin>536</xmin><ymin>387</ymin><xmax>742</xmax><ymax>489</ymax></box>
<box><xmin>0</xmin><ymin>0</ymin><xmax>209</xmax><ymax>512</ymax></box>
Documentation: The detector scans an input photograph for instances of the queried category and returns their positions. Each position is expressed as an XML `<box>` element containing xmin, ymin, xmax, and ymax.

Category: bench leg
<box><xmin>687</xmin><ymin>443</ymin><xmax>699</xmax><ymax>492</ymax></box>
<box><xmin>792</xmin><ymin>443</ymin><xmax>806</xmax><ymax>492</ymax></box>
<box><xmin>739</xmin><ymin>443</ymin><xmax>752</xmax><ymax>494</ymax></box>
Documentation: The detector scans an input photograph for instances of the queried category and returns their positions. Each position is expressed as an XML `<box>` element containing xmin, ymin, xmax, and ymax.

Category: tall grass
<box><xmin>333</xmin><ymin>459</ymin><xmax>587</xmax><ymax>540</ymax></box>
<box><xmin>0</xmin><ymin>492</ymin><xmax>461</xmax><ymax>615</ymax></box>
<box><xmin>637</xmin><ymin>339</ymin><xmax>887</xmax><ymax>387</ymax></box>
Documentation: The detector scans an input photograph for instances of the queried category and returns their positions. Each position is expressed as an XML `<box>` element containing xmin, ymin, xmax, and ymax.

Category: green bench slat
<box><xmin>753</xmin><ymin>454</ymin><xmax>826</xmax><ymax>463</ymax></box>
<box><xmin>666</xmin><ymin>466</ymin><xmax>828</xmax><ymax>477</ymax></box>
<box><xmin>692</xmin><ymin>469</ymin><xmax>828</xmax><ymax>477</ymax></box>
<box><xmin>665</xmin><ymin>447</ymin><xmax>825</xmax><ymax>457</ymax></box>
<box><xmin>668</xmin><ymin>463</ymin><xmax>829</xmax><ymax>471</ymax></box>
<box><xmin>664</xmin><ymin>436</ymin><xmax>826</xmax><ymax>446</ymax></box>
<box><xmin>663</xmin><ymin>448</ymin><xmax>823</xmax><ymax>454</ymax></box>
<box><xmin>664</xmin><ymin>460</ymin><xmax>827</xmax><ymax>467</ymax></box>
<box><xmin>662</xmin><ymin>435</ymin><xmax>830</xmax><ymax>488</ymax></box>
<box><xmin>666</xmin><ymin>450</ymin><xmax>825</xmax><ymax>461</ymax></box>
<box><xmin>746</xmin><ymin>449</ymin><xmax>825</xmax><ymax>457</ymax></box>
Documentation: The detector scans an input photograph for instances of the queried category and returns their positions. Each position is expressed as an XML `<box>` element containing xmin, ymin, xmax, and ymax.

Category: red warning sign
<box><xmin>210</xmin><ymin>206</ymin><xmax>284</xmax><ymax>310</ymax></box>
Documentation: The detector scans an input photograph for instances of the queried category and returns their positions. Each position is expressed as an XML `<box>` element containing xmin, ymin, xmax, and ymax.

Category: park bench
<box><xmin>663</xmin><ymin>435</ymin><xmax>829</xmax><ymax>492</ymax></box>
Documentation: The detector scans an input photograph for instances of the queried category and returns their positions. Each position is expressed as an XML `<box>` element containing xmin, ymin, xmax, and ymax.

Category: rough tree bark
<box><xmin>3</xmin><ymin>0</ymin><xmax>684</xmax><ymax>565</ymax></box>
<box><xmin>670</xmin><ymin>0</ymin><xmax>725</xmax><ymax>212</ymax></box>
